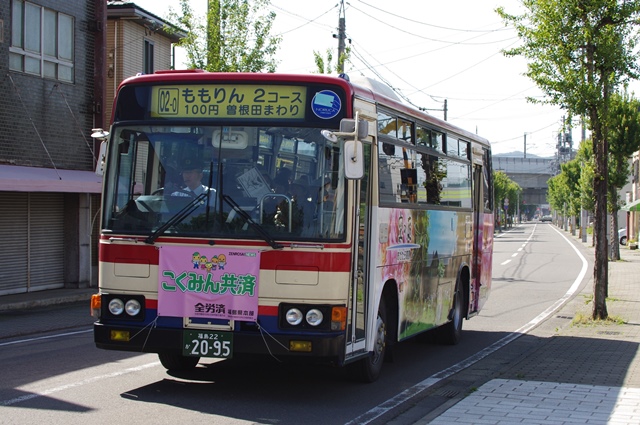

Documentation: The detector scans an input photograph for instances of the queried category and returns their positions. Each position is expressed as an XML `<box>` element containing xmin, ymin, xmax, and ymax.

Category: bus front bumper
<box><xmin>94</xmin><ymin>322</ymin><xmax>346</xmax><ymax>362</ymax></box>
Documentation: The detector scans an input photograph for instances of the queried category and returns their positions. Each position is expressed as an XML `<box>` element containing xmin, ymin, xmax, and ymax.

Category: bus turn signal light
<box><xmin>91</xmin><ymin>294</ymin><xmax>101</xmax><ymax>319</ymax></box>
<box><xmin>331</xmin><ymin>306</ymin><xmax>347</xmax><ymax>331</ymax></box>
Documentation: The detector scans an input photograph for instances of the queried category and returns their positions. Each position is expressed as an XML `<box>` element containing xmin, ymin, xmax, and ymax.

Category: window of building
<box><xmin>144</xmin><ymin>40</ymin><xmax>154</xmax><ymax>74</ymax></box>
<box><xmin>10</xmin><ymin>0</ymin><xmax>74</xmax><ymax>82</ymax></box>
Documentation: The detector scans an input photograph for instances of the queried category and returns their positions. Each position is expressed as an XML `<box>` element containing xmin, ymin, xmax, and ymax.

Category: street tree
<box><xmin>494</xmin><ymin>170</ymin><xmax>522</xmax><ymax>227</ymax></box>
<box><xmin>497</xmin><ymin>0</ymin><xmax>640</xmax><ymax>320</ymax></box>
<box><xmin>576</xmin><ymin>139</ymin><xmax>595</xmax><ymax>245</ymax></box>
<box><xmin>607</xmin><ymin>91</ymin><xmax>640</xmax><ymax>260</ymax></box>
<box><xmin>560</xmin><ymin>159</ymin><xmax>582</xmax><ymax>234</ymax></box>
<box><xmin>547</xmin><ymin>173</ymin><xmax>570</xmax><ymax>224</ymax></box>
<box><xmin>313</xmin><ymin>47</ymin><xmax>351</xmax><ymax>74</ymax></box>
<box><xmin>169</xmin><ymin>0</ymin><xmax>281</xmax><ymax>72</ymax></box>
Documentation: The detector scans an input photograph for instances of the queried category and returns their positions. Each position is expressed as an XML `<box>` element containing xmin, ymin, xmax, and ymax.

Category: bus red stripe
<box><xmin>100</xmin><ymin>243</ymin><xmax>352</xmax><ymax>271</ymax></box>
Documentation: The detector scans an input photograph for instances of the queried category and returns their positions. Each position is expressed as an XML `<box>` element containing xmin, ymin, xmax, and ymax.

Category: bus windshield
<box><xmin>103</xmin><ymin>124</ymin><xmax>346</xmax><ymax>242</ymax></box>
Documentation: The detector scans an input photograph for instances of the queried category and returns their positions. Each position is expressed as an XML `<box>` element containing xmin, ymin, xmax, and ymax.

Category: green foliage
<box><xmin>493</xmin><ymin>171</ymin><xmax>522</xmax><ymax>216</ymax></box>
<box><xmin>497</xmin><ymin>0</ymin><xmax>640</xmax><ymax>320</ymax></box>
<box><xmin>576</xmin><ymin>139</ymin><xmax>595</xmax><ymax>212</ymax></box>
<box><xmin>497</xmin><ymin>1</ymin><xmax>640</xmax><ymax>116</ymax></box>
<box><xmin>168</xmin><ymin>0</ymin><xmax>281</xmax><ymax>72</ymax></box>
<box><xmin>313</xmin><ymin>47</ymin><xmax>351</xmax><ymax>74</ymax></box>
<box><xmin>607</xmin><ymin>91</ymin><xmax>640</xmax><ymax>211</ymax></box>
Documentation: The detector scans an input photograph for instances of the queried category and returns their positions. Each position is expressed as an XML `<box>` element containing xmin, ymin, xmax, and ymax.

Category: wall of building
<box><xmin>0</xmin><ymin>0</ymin><xmax>97</xmax><ymax>170</ymax></box>
<box><xmin>105</xmin><ymin>18</ymin><xmax>174</xmax><ymax>126</ymax></box>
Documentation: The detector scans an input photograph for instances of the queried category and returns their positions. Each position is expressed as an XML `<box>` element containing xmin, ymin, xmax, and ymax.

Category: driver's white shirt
<box><xmin>172</xmin><ymin>185</ymin><xmax>210</xmax><ymax>197</ymax></box>
<box><xmin>172</xmin><ymin>186</ymin><xmax>217</xmax><ymax>208</ymax></box>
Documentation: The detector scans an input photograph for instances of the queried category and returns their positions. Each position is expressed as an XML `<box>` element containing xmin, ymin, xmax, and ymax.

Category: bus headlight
<box><xmin>285</xmin><ymin>308</ymin><xmax>303</xmax><ymax>325</ymax></box>
<box><xmin>108</xmin><ymin>298</ymin><xmax>124</xmax><ymax>315</ymax></box>
<box><xmin>306</xmin><ymin>309</ymin><xmax>324</xmax><ymax>326</ymax></box>
<box><xmin>125</xmin><ymin>299</ymin><xmax>141</xmax><ymax>316</ymax></box>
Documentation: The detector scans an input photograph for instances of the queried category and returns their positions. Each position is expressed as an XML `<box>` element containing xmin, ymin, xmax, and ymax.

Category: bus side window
<box><xmin>378</xmin><ymin>142</ymin><xmax>397</xmax><ymax>204</ymax></box>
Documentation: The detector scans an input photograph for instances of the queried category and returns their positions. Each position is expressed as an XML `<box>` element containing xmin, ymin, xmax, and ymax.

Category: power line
<box><xmin>353</xmin><ymin>0</ymin><xmax>512</xmax><ymax>33</ymax></box>
<box><xmin>347</xmin><ymin>3</ymin><xmax>515</xmax><ymax>46</ymax></box>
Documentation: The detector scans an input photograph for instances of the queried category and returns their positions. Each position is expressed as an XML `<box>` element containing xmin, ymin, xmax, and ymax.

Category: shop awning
<box><xmin>0</xmin><ymin>165</ymin><xmax>102</xmax><ymax>193</ymax></box>
<box><xmin>622</xmin><ymin>199</ymin><xmax>640</xmax><ymax>212</ymax></box>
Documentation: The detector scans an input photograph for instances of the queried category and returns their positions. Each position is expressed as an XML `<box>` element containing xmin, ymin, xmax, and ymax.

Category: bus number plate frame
<box><xmin>183</xmin><ymin>330</ymin><xmax>233</xmax><ymax>359</ymax></box>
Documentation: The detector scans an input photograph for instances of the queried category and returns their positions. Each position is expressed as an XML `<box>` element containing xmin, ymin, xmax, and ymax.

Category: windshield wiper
<box><xmin>222</xmin><ymin>194</ymin><xmax>282</xmax><ymax>250</ymax></box>
<box><xmin>144</xmin><ymin>193</ymin><xmax>208</xmax><ymax>244</ymax></box>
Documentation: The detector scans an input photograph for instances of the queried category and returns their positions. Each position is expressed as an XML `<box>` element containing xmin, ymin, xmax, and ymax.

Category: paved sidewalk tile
<box><xmin>429</xmin><ymin>379</ymin><xmax>640</xmax><ymax>425</ymax></box>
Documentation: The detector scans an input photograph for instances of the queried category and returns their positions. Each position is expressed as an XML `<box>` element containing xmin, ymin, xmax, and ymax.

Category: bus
<box><xmin>91</xmin><ymin>70</ymin><xmax>494</xmax><ymax>382</ymax></box>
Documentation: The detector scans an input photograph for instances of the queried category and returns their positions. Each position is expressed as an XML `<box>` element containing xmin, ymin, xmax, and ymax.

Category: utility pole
<box><xmin>524</xmin><ymin>132</ymin><xmax>528</xmax><ymax>159</ymax></box>
<box><xmin>337</xmin><ymin>0</ymin><xmax>346</xmax><ymax>73</ymax></box>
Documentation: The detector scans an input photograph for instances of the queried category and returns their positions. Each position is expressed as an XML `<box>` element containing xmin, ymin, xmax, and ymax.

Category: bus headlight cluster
<box><xmin>281</xmin><ymin>304</ymin><xmax>337</xmax><ymax>330</ymax></box>
<box><xmin>285</xmin><ymin>307</ymin><xmax>324</xmax><ymax>327</ymax></box>
<box><xmin>104</xmin><ymin>295</ymin><xmax>145</xmax><ymax>320</ymax></box>
<box><xmin>284</xmin><ymin>307</ymin><xmax>325</xmax><ymax>327</ymax></box>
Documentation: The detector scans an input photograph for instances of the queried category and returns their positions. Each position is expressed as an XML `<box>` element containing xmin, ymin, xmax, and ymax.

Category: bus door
<box><xmin>470</xmin><ymin>163</ymin><xmax>484</xmax><ymax>315</ymax></box>
<box><xmin>346</xmin><ymin>143</ymin><xmax>371</xmax><ymax>358</ymax></box>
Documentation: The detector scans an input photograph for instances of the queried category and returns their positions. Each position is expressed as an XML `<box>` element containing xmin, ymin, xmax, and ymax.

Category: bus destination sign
<box><xmin>150</xmin><ymin>84</ymin><xmax>307</xmax><ymax>119</ymax></box>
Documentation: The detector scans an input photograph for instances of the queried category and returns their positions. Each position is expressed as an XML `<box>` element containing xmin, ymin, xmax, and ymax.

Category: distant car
<box><xmin>619</xmin><ymin>228</ymin><xmax>627</xmax><ymax>246</ymax></box>
<box><xmin>541</xmin><ymin>215</ymin><xmax>552</xmax><ymax>222</ymax></box>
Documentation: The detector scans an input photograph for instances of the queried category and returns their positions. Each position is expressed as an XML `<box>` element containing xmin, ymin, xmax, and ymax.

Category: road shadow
<box><xmin>113</xmin><ymin>330</ymin><xmax>640</xmax><ymax>425</ymax></box>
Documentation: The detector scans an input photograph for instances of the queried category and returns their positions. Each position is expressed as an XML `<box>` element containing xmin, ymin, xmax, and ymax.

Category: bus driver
<box><xmin>172</xmin><ymin>157</ymin><xmax>211</xmax><ymax>197</ymax></box>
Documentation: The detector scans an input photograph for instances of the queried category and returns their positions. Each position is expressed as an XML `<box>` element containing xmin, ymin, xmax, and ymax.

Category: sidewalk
<box><xmin>418</xmin><ymin>228</ymin><xmax>640</xmax><ymax>424</ymax></box>
<box><xmin>0</xmin><ymin>287</ymin><xmax>96</xmax><ymax>339</ymax></box>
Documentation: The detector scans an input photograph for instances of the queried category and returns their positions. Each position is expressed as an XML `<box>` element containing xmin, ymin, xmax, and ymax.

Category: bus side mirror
<box><xmin>95</xmin><ymin>141</ymin><xmax>107</xmax><ymax>176</ymax></box>
<box><xmin>91</xmin><ymin>128</ymin><xmax>110</xmax><ymax>177</ymax></box>
<box><xmin>322</xmin><ymin>114</ymin><xmax>367</xmax><ymax>180</ymax></box>
<box><xmin>344</xmin><ymin>140</ymin><xmax>364</xmax><ymax>179</ymax></box>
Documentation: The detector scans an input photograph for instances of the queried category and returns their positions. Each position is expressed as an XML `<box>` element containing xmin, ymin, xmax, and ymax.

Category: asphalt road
<box><xmin>0</xmin><ymin>222</ymin><xmax>590</xmax><ymax>424</ymax></box>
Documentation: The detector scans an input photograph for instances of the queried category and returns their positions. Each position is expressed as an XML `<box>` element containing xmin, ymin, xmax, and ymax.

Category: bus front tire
<box><xmin>158</xmin><ymin>352</ymin><xmax>200</xmax><ymax>371</ymax></box>
<box><xmin>348</xmin><ymin>298</ymin><xmax>387</xmax><ymax>383</ymax></box>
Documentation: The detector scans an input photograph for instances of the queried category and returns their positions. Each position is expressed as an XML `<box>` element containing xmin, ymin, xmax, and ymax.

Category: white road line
<box><xmin>0</xmin><ymin>329</ymin><xmax>92</xmax><ymax>347</ymax></box>
<box><xmin>346</xmin><ymin>224</ymin><xmax>589</xmax><ymax>425</ymax></box>
<box><xmin>1</xmin><ymin>362</ymin><xmax>160</xmax><ymax>406</ymax></box>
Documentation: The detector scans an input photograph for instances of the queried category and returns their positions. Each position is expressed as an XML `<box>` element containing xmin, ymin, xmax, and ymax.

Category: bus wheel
<box><xmin>158</xmin><ymin>352</ymin><xmax>200</xmax><ymax>371</ymax></box>
<box><xmin>439</xmin><ymin>282</ymin><xmax>464</xmax><ymax>345</ymax></box>
<box><xmin>348</xmin><ymin>298</ymin><xmax>387</xmax><ymax>383</ymax></box>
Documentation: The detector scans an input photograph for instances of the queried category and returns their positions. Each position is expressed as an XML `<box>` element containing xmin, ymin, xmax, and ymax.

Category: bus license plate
<box><xmin>182</xmin><ymin>330</ymin><xmax>233</xmax><ymax>358</ymax></box>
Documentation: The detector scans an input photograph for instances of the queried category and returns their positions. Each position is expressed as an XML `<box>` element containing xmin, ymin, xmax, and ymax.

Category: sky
<box><xmin>132</xmin><ymin>0</ymin><xmax>593</xmax><ymax>158</ymax></box>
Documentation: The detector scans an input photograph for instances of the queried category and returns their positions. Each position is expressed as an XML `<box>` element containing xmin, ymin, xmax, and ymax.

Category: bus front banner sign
<box><xmin>158</xmin><ymin>246</ymin><xmax>260</xmax><ymax>322</ymax></box>
<box><xmin>150</xmin><ymin>84</ymin><xmax>307</xmax><ymax>119</ymax></box>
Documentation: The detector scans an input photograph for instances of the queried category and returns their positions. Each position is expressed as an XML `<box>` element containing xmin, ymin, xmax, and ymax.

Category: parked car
<box><xmin>541</xmin><ymin>215</ymin><xmax>552</xmax><ymax>222</ymax></box>
<box><xmin>619</xmin><ymin>228</ymin><xmax>627</xmax><ymax>246</ymax></box>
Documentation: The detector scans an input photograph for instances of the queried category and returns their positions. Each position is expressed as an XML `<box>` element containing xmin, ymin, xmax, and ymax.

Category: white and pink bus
<box><xmin>91</xmin><ymin>71</ymin><xmax>494</xmax><ymax>382</ymax></box>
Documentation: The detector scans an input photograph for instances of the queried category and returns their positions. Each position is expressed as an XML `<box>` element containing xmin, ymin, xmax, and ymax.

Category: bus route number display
<box><xmin>151</xmin><ymin>84</ymin><xmax>307</xmax><ymax>119</ymax></box>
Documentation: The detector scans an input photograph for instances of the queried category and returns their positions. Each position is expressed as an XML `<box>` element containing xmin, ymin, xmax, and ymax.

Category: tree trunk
<box><xmin>610</xmin><ymin>193</ymin><xmax>620</xmax><ymax>263</ymax></box>
<box><xmin>592</xmin><ymin>111</ymin><xmax>608</xmax><ymax>320</ymax></box>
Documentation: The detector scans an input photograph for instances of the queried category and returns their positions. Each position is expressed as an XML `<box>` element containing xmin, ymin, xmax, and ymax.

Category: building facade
<box><xmin>493</xmin><ymin>156</ymin><xmax>555</xmax><ymax>220</ymax></box>
<box><xmin>0</xmin><ymin>0</ymin><xmax>180</xmax><ymax>296</ymax></box>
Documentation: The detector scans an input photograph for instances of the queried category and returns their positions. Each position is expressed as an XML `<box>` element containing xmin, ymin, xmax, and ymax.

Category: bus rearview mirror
<box><xmin>344</xmin><ymin>140</ymin><xmax>364</xmax><ymax>180</ymax></box>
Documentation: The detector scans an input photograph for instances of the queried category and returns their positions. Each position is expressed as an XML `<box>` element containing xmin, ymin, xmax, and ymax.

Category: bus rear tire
<box><xmin>348</xmin><ymin>298</ymin><xmax>387</xmax><ymax>383</ymax></box>
<box><xmin>158</xmin><ymin>352</ymin><xmax>200</xmax><ymax>371</ymax></box>
<box><xmin>438</xmin><ymin>282</ymin><xmax>464</xmax><ymax>345</ymax></box>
